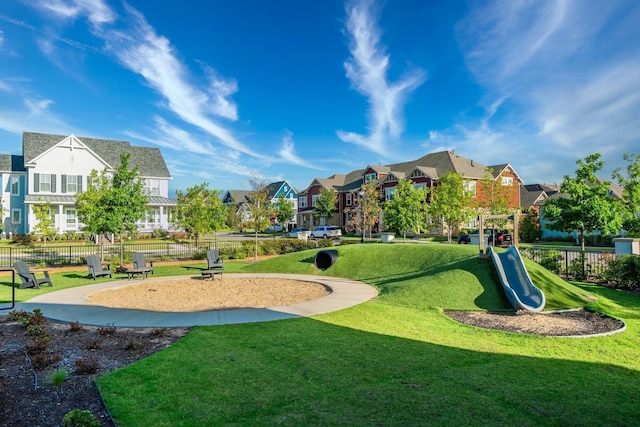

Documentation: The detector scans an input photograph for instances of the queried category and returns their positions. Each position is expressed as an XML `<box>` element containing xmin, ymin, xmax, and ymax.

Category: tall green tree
<box><xmin>612</xmin><ymin>153</ymin><xmax>640</xmax><ymax>235</ymax></box>
<box><xmin>273</xmin><ymin>195</ymin><xmax>294</xmax><ymax>231</ymax></box>
<box><xmin>246</xmin><ymin>180</ymin><xmax>273</xmax><ymax>261</ymax></box>
<box><xmin>32</xmin><ymin>201</ymin><xmax>57</xmax><ymax>246</ymax></box>
<box><xmin>345</xmin><ymin>181</ymin><xmax>382</xmax><ymax>240</ymax></box>
<box><xmin>313</xmin><ymin>188</ymin><xmax>337</xmax><ymax>225</ymax></box>
<box><xmin>542</xmin><ymin>152</ymin><xmax>623</xmax><ymax>252</ymax></box>
<box><xmin>172</xmin><ymin>183</ymin><xmax>227</xmax><ymax>245</ymax></box>
<box><xmin>383</xmin><ymin>178</ymin><xmax>428</xmax><ymax>242</ymax></box>
<box><xmin>76</xmin><ymin>152</ymin><xmax>148</xmax><ymax>265</ymax></box>
<box><xmin>520</xmin><ymin>209</ymin><xmax>543</xmax><ymax>243</ymax></box>
<box><xmin>429</xmin><ymin>172</ymin><xmax>470</xmax><ymax>243</ymax></box>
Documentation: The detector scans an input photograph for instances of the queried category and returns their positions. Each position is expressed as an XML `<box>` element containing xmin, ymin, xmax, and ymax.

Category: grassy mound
<box><xmin>243</xmin><ymin>243</ymin><xmax>594</xmax><ymax>311</ymax></box>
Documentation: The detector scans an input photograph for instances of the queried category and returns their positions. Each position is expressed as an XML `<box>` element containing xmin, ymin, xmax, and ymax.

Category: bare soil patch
<box><xmin>446</xmin><ymin>309</ymin><xmax>625</xmax><ymax>336</ymax></box>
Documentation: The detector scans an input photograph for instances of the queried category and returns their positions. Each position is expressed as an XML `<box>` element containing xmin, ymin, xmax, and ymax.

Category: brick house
<box><xmin>297</xmin><ymin>150</ymin><xmax>522</xmax><ymax>234</ymax></box>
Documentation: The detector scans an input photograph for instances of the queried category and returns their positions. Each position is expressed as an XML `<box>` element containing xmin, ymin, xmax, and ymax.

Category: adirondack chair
<box><xmin>202</xmin><ymin>249</ymin><xmax>224</xmax><ymax>280</ymax></box>
<box><xmin>207</xmin><ymin>249</ymin><xmax>224</xmax><ymax>271</ymax></box>
<box><xmin>14</xmin><ymin>262</ymin><xmax>53</xmax><ymax>289</ymax></box>
<box><xmin>132</xmin><ymin>253</ymin><xmax>154</xmax><ymax>275</ymax></box>
<box><xmin>86</xmin><ymin>255</ymin><xmax>112</xmax><ymax>280</ymax></box>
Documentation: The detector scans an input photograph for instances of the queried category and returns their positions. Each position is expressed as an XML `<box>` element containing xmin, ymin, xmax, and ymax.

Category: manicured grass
<box><xmin>90</xmin><ymin>244</ymin><xmax>640</xmax><ymax>426</ymax></box>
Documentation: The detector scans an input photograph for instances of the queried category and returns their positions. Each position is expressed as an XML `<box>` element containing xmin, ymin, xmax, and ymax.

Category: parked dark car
<box><xmin>458</xmin><ymin>229</ymin><xmax>512</xmax><ymax>246</ymax></box>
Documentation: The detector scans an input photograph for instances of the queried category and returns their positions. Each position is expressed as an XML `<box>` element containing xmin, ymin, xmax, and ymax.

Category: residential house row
<box><xmin>296</xmin><ymin>150</ymin><xmax>523</xmax><ymax>234</ymax></box>
<box><xmin>222</xmin><ymin>180</ymin><xmax>298</xmax><ymax>228</ymax></box>
<box><xmin>0</xmin><ymin>132</ymin><xmax>175</xmax><ymax>238</ymax></box>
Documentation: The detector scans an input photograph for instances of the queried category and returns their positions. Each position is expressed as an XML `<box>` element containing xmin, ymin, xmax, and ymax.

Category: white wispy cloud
<box><xmin>34</xmin><ymin>0</ymin><xmax>115</xmax><ymax>26</ymax></box>
<box><xmin>0</xmin><ymin>98</ymin><xmax>72</xmax><ymax>135</ymax></box>
<box><xmin>277</xmin><ymin>132</ymin><xmax>321</xmax><ymax>169</ymax></box>
<box><xmin>28</xmin><ymin>0</ymin><xmax>262</xmax><ymax>160</ymax></box>
<box><xmin>337</xmin><ymin>0</ymin><xmax>426</xmax><ymax>155</ymax></box>
<box><xmin>450</xmin><ymin>0</ymin><xmax>640</xmax><ymax>182</ymax></box>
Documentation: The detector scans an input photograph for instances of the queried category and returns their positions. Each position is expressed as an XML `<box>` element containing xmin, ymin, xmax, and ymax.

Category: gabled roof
<box><xmin>222</xmin><ymin>190</ymin><xmax>252</xmax><ymax>204</ymax></box>
<box><xmin>0</xmin><ymin>154</ymin><xmax>25</xmax><ymax>173</ymax></box>
<box><xmin>22</xmin><ymin>132</ymin><xmax>171</xmax><ymax>178</ymax></box>
<box><xmin>490</xmin><ymin>163</ymin><xmax>523</xmax><ymax>183</ymax></box>
<box><xmin>520</xmin><ymin>187</ymin><xmax>547</xmax><ymax>209</ymax></box>
<box><xmin>302</xmin><ymin>151</ymin><xmax>500</xmax><ymax>194</ymax></box>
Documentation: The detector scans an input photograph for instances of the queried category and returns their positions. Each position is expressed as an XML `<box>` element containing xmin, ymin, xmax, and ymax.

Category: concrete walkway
<box><xmin>10</xmin><ymin>274</ymin><xmax>378</xmax><ymax>327</ymax></box>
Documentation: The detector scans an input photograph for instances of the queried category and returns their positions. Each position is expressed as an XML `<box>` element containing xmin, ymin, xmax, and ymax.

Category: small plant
<box><xmin>74</xmin><ymin>356</ymin><xmax>100</xmax><ymax>375</ymax></box>
<box><xmin>97</xmin><ymin>323</ymin><xmax>117</xmax><ymax>336</ymax></box>
<box><xmin>82</xmin><ymin>338</ymin><xmax>101</xmax><ymax>350</ymax></box>
<box><xmin>62</xmin><ymin>409</ymin><xmax>100</xmax><ymax>427</ymax></box>
<box><xmin>69</xmin><ymin>321</ymin><xmax>83</xmax><ymax>332</ymax></box>
<box><xmin>149</xmin><ymin>327</ymin><xmax>169</xmax><ymax>338</ymax></box>
<box><xmin>124</xmin><ymin>340</ymin><xmax>143</xmax><ymax>350</ymax></box>
<box><xmin>27</xmin><ymin>324</ymin><xmax>45</xmax><ymax>336</ymax></box>
<box><xmin>7</xmin><ymin>309</ymin><xmax>31</xmax><ymax>323</ymax></box>
<box><xmin>30</xmin><ymin>353</ymin><xmax>62</xmax><ymax>370</ymax></box>
<box><xmin>50</xmin><ymin>368</ymin><xmax>68</xmax><ymax>393</ymax></box>
<box><xmin>26</xmin><ymin>334</ymin><xmax>53</xmax><ymax>354</ymax></box>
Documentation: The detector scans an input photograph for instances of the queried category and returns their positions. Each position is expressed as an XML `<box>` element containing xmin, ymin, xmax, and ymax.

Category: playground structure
<box><xmin>478</xmin><ymin>214</ymin><xmax>546</xmax><ymax>312</ymax></box>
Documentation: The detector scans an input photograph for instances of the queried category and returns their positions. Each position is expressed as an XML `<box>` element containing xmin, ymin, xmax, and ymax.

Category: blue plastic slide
<box><xmin>488</xmin><ymin>245</ymin><xmax>546</xmax><ymax>312</ymax></box>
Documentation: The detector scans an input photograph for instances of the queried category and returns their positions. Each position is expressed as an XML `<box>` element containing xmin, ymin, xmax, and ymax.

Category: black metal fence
<box><xmin>520</xmin><ymin>247</ymin><xmax>617</xmax><ymax>280</ymax></box>
<box><xmin>0</xmin><ymin>241</ymin><xmax>243</xmax><ymax>268</ymax></box>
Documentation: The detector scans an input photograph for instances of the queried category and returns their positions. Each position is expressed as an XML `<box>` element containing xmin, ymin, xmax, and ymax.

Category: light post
<box><xmin>359</xmin><ymin>190</ymin><xmax>365</xmax><ymax>244</ymax></box>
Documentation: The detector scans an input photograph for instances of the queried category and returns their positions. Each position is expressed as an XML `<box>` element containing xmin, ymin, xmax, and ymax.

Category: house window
<box><xmin>35</xmin><ymin>173</ymin><xmax>56</xmax><ymax>193</ymax></box>
<box><xmin>62</xmin><ymin>175</ymin><xmax>82</xmax><ymax>193</ymax></box>
<box><xmin>11</xmin><ymin>209</ymin><xmax>21</xmax><ymax>224</ymax></box>
<box><xmin>464</xmin><ymin>181</ymin><xmax>477</xmax><ymax>197</ymax></box>
<box><xmin>146</xmin><ymin>209</ymin><xmax>160</xmax><ymax>225</ymax></box>
<box><xmin>148</xmin><ymin>179</ymin><xmax>160</xmax><ymax>196</ymax></box>
<box><xmin>10</xmin><ymin>177</ymin><xmax>20</xmax><ymax>195</ymax></box>
<box><xmin>501</xmin><ymin>177</ymin><xmax>513</xmax><ymax>186</ymax></box>
<box><xmin>385</xmin><ymin>187</ymin><xmax>395</xmax><ymax>201</ymax></box>
<box><xmin>311</xmin><ymin>195</ymin><xmax>319</xmax><ymax>207</ymax></box>
<box><xmin>299</xmin><ymin>197</ymin><xmax>307</xmax><ymax>208</ymax></box>
<box><xmin>413</xmin><ymin>182</ymin><xmax>427</xmax><ymax>190</ymax></box>
<box><xmin>365</xmin><ymin>173</ymin><xmax>377</xmax><ymax>182</ymax></box>
<box><xmin>65</xmin><ymin>209</ymin><xmax>77</xmax><ymax>228</ymax></box>
<box><xmin>345</xmin><ymin>193</ymin><xmax>353</xmax><ymax>206</ymax></box>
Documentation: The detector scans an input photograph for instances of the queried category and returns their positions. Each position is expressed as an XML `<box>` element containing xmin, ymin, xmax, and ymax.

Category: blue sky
<box><xmin>1</xmin><ymin>0</ymin><xmax>639</xmax><ymax>196</ymax></box>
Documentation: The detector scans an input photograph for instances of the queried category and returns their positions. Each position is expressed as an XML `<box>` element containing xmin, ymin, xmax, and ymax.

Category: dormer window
<box><xmin>365</xmin><ymin>172</ymin><xmax>377</xmax><ymax>182</ymax></box>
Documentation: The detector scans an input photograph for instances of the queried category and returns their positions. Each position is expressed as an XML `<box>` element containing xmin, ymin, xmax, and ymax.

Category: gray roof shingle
<box><xmin>22</xmin><ymin>132</ymin><xmax>171</xmax><ymax>178</ymax></box>
<box><xmin>0</xmin><ymin>154</ymin><xmax>26</xmax><ymax>172</ymax></box>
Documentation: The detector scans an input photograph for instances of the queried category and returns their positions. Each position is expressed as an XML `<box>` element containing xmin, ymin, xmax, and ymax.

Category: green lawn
<box><xmin>5</xmin><ymin>244</ymin><xmax>640</xmax><ymax>426</ymax></box>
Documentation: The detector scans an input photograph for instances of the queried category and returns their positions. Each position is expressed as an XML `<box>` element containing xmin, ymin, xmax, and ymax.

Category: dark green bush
<box><xmin>62</xmin><ymin>409</ymin><xmax>100</xmax><ymax>427</ymax></box>
<box><xmin>539</xmin><ymin>250</ymin><xmax>563</xmax><ymax>273</ymax></box>
<box><xmin>604</xmin><ymin>254</ymin><xmax>640</xmax><ymax>290</ymax></box>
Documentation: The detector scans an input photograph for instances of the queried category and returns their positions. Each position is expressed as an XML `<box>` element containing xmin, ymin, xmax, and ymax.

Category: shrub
<box><xmin>151</xmin><ymin>228</ymin><xmax>169</xmax><ymax>239</ymax></box>
<box><xmin>26</xmin><ymin>334</ymin><xmax>52</xmax><ymax>354</ymax></box>
<box><xmin>75</xmin><ymin>356</ymin><xmax>100</xmax><ymax>374</ymax></box>
<box><xmin>83</xmin><ymin>338</ymin><xmax>101</xmax><ymax>350</ymax></box>
<box><xmin>149</xmin><ymin>327</ymin><xmax>168</xmax><ymax>338</ymax></box>
<box><xmin>50</xmin><ymin>368</ymin><xmax>68</xmax><ymax>391</ymax></box>
<box><xmin>11</xmin><ymin>234</ymin><xmax>34</xmax><ymax>245</ymax></box>
<box><xmin>62</xmin><ymin>409</ymin><xmax>100</xmax><ymax>427</ymax></box>
<box><xmin>97</xmin><ymin>323</ymin><xmax>117</xmax><ymax>336</ymax></box>
<box><xmin>604</xmin><ymin>254</ymin><xmax>640</xmax><ymax>290</ymax></box>
<box><xmin>69</xmin><ymin>321</ymin><xmax>83</xmax><ymax>332</ymax></box>
<box><xmin>539</xmin><ymin>250</ymin><xmax>564</xmax><ymax>274</ymax></box>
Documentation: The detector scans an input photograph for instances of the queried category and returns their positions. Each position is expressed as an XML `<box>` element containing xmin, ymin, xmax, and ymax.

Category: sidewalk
<box><xmin>10</xmin><ymin>274</ymin><xmax>378</xmax><ymax>328</ymax></box>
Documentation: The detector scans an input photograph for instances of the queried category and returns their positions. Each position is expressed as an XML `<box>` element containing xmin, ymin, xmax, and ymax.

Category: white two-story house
<box><xmin>0</xmin><ymin>132</ymin><xmax>175</xmax><ymax>238</ymax></box>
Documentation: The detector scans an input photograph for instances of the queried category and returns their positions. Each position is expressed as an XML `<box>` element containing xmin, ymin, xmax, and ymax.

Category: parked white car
<box><xmin>310</xmin><ymin>226</ymin><xmax>342</xmax><ymax>239</ymax></box>
<box><xmin>266</xmin><ymin>223</ymin><xmax>285</xmax><ymax>233</ymax></box>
